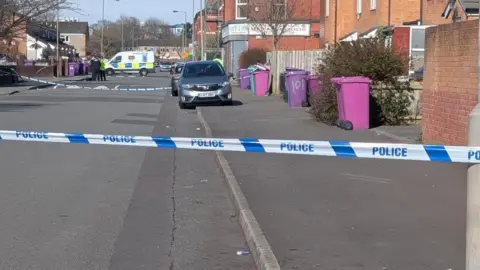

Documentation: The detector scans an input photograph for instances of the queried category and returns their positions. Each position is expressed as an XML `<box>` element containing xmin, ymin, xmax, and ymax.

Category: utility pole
<box><xmin>100</xmin><ymin>0</ymin><xmax>105</xmax><ymax>56</ymax></box>
<box><xmin>56</xmin><ymin>0</ymin><xmax>59</xmax><ymax>77</ymax></box>
<box><xmin>132</xmin><ymin>27</ymin><xmax>135</xmax><ymax>49</ymax></box>
<box><xmin>466</xmin><ymin>5</ymin><xmax>480</xmax><ymax>270</ymax></box>
<box><xmin>121</xmin><ymin>19</ymin><xmax>124</xmax><ymax>51</ymax></box>
<box><xmin>199</xmin><ymin>0</ymin><xmax>204</xmax><ymax>60</ymax></box>
<box><xmin>192</xmin><ymin>0</ymin><xmax>195</xmax><ymax>61</ymax></box>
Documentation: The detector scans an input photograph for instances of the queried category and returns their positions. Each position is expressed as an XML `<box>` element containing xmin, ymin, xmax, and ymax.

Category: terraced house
<box><xmin>203</xmin><ymin>0</ymin><xmax>478</xmax><ymax>75</ymax></box>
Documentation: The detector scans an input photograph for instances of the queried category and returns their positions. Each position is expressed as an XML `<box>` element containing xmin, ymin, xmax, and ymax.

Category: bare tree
<box><xmin>248</xmin><ymin>0</ymin><xmax>303</xmax><ymax>95</ymax></box>
<box><xmin>87</xmin><ymin>22</ymin><xmax>121</xmax><ymax>57</ymax></box>
<box><xmin>0</xmin><ymin>0</ymin><xmax>76</xmax><ymax>39</ymax></box>
<box><xmin>86</xmin><ymin>16</ymin><xmax>182</xmax><ymax>56</ymax></box>
<box><xmin>141</xmin><ymin>17</ymin><xmax>172</xmax><ymax>40</ymax></box>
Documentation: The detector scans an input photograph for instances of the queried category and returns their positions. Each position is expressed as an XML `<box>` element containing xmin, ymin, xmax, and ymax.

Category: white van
<box><xmin>106</xmin><ymin>51</ymin><xmax>155</xmax><ymax>76</ymax></box>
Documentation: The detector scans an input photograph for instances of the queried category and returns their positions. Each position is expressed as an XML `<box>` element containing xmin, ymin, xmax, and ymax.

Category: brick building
<box><xmin>218</xmin><ymin>0</ymin><xmax>322</xmax><ymax>75</ymax></box>
<box><xmin>57</xmin><ymin>20</ymin><xmax>89</xmax><ymax>57</ymax></box>
<box><xmin>193</xmin><ymin>9</ymin><xmax>222</xmax><ymax>53</ymax></box>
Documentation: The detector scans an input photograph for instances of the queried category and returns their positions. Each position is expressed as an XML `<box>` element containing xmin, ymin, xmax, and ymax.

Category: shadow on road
<box><xmin>194</xmin><ymin>100</ymin><xmax>244</xmax><ymax>107</ymax></box>
<box><xmin>0</xmin><ymin>103</ymin><xmax>50</xmax><ymax>112</ymax></box>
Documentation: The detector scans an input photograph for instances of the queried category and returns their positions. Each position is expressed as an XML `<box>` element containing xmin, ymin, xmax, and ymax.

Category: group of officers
<box><xmin>89</xmin><ymin>56</ymin><xmax>107</xmax><ymax>81</ymax></box>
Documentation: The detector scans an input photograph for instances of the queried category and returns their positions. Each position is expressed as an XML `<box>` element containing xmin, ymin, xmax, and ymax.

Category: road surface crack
<box><xmin>168</xmin><ymin>147</ymin><xmax>178</xmax><ymax>270</ymax></box>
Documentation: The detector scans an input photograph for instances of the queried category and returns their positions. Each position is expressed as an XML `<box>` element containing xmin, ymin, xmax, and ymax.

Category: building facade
<box><xmin>57</xmin><ymin>20</ymin><xmax>89</xmax><ymax>57</ymax></box>
<box><xmin>217</xmin><ymin>0</ymin><xmax>322</xmax><ymax>75</ymax></box>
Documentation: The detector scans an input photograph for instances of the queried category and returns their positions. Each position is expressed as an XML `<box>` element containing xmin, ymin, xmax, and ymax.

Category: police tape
<box><xmin>19</xmin><ymin>76</ymin><xmax>171</xmax><ymax>91</ymax></box>
<box><xmin>1</xmin><ymin>130</ymin><xmax>480</xmax><ymax>163</ymax></box>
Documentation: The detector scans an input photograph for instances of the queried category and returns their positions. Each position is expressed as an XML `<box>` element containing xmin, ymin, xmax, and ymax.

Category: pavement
<box><xmin>372</xmin><ymin>125</ymin><xmax>422</xmax><ymax>143</ymax></box>
<box><xmin>200</xmin><ymin>87</ymin><xmax>466</xmax><ymax>270</ymax></box>
<box><xmin>0</xmin><ymin>76</ymin><xmax>255</xmax><ymax>269</ymax></box>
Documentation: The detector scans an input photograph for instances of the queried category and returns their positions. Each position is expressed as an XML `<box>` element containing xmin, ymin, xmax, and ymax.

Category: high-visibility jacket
<box><xmin>213</xmin><ymin>58</ymin><xmax>223</xmax><ymax>67</ymax></box>
<box><xmin>100</xmin><ymin>59</ymin><xmax>106</xmax><ymax>71</ymax></box>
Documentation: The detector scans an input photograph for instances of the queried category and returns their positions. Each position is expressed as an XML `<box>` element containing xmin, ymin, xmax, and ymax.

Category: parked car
<box><xmin>170</xmin><ymin>61</ymin><xmax>185</xmax><ymax>75</ymax></box>
<box><xmin>158</xmin><ymin>61</ymin><xmax>171</xmax><ymax>72</ymax></box>
<box><xmin>170</xmin><ymin>63</ymin><xmax>184</xmax><ymax>96</ymax></box>
<box><xmin>177</xmin><ymin>61</ymin><xmax>234</xmax><ymax>109</ymax></box>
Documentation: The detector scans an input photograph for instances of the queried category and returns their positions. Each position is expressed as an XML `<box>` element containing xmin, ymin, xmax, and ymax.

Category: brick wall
<box><xmin>322</xmin><ymin>0</ymin><xmax>420</xmax><ymax>43</ymax></box>
<box><xmin>69</xmin><ymin>35</ymin><xmax>86</xmax><ymax>57</ymax></box>
<box><xmin>391</xmin><ymin>26</ymin><xmax>410</xmax><ymax>73</ymax></box>
<box><xmin>422</xmin><ymin>20</ymin><xmax>478</xmax><ymax>145</ymax></box>
<box><xmin>421</xmin><ymin>0</ymin><xmax>476</xmax><ymax>25</ymax></box>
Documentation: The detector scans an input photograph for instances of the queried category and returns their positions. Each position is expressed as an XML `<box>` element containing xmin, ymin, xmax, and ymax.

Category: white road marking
<box><xmin>114</xmin><ymin>85</ymin><xmax>120</xmax><ymax>89</ymax></box>
<box><xmin>341</xmin><ymin>173</ymin><xmax>393</xmax><ymax>184</ymax></box>
<box><xmin>94</xmin><ymin>86</ymin><xmax>109</xmax><ymax>90</ymax></box>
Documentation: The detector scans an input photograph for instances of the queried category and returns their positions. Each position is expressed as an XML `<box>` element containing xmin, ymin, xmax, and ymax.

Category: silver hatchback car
<box><xmin>178</xmin><ymin>61</ymin><xmax>233</xmax><ymax>109</ymax></box>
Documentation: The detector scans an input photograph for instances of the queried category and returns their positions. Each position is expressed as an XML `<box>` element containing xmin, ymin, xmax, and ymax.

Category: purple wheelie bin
<box><xmin>331</xmin><ymin>76</ymin><xmax>372</xmax><ymax>130</ymax></box>
<box><xmin>253</xmin><ymin>70</ymin><xmax>270</xmax><ymax>96</ymax></box>
<box><xmin>239</xmin><ymin>68</ymin><xmax>250</xmax><ymax>89</ymax></box>
<box><xmin>68</xmin><ymin>62</ymin><xmax>75</xmax><ymax>77</ymax></box>
<box><xmin>284</xmin><ymin>70</ymin><xmax>310</xmax><ymax>108</ymax></box>
<box><xmin>306</xmin><ymin>75</ymin><xmax>321</xmax><ymax>106</ymax></box>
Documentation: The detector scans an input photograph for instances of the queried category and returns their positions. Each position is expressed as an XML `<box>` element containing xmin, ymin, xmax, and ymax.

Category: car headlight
<box><xmin>218</xmin><ymin>81</ymin><xmax>230</xmax><ymax>87</ymax></box>
<box><xmin>182</xmin><ymin>84</ymin><xmax>194</xmax><ymax>89</ymax></box>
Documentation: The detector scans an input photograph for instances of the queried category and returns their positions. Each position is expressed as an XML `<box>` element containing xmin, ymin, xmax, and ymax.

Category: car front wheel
<box><xmin>139</xmin><ymin>68</ymin><xmax>148</xmax><ymax>77</ymax></box>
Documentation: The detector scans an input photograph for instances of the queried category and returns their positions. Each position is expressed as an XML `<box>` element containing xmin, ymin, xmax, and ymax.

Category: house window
<box><xmin>326</xmin><ymin>0</ymin><xmax>330</xmax><ymax>17</ymax></box>
<box><xmin>370</xmin><ymin>0</ymin><xmax>376</xmax><ymax>10</ymax></box>
<box><xmin>357</xmin><ymin>0</ymin><xmax>362</xmax><ymax>14</ymax></box>
<box><xmin>409</xmin><ymin>26</ymin><xmax>431</xmax><ymax>73</ymax></box>
<box><xmin>236</xmin><ymin>0</ymin><xmax>248</xmax><ymax>19</ymax></box>
<box><xmin>60</xmin><ymin>35</ymin><xmax>70</xmax><ymax>42</ymax></box>
<box><xmin>273</xmin><ymin>0</ymin><xmax>286</xmax><ymax>18</ymax></box>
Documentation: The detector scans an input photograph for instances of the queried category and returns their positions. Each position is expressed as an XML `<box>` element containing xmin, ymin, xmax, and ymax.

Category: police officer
<box><xmin>99</xmin><ymin>56</ymin><xmax>107</xmax><ymax>81</ymax></box>
<box><xmin>212</xmin><ymin>52</ymin><xmax>223</xmax><ymax>68</ymax></box>
<box><xmin>90</xmin><ymin>55</ymin><xmax>100</xmax><ymax>81</ymax></box>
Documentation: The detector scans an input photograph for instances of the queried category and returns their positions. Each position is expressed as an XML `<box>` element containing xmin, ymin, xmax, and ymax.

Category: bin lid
<box><xmin>285</xmin><ymin>70</ymin><xmax>309</xmax><ymax>77</ymax></box>
<box><xmin>330</xmin><ymin>76</ymin><xmax>371</xmax><ymax>84</ymax></box>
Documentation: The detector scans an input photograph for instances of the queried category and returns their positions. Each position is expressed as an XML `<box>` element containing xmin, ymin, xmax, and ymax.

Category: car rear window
<box><xmin>183</xmin><ymin>63</ymin><xmax>225</xmax><ymax>78</ymax></box>
<box><xmin>160</xmin><ymin>62</ymin><xmax>170</xmax><ymax>65</ymax></box>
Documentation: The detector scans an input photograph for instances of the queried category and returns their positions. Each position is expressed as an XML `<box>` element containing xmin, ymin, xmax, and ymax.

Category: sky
<box><xmin>61</xmin><ymin>0</ymin><xmax>198</xmax><ymax>25</ymax></box>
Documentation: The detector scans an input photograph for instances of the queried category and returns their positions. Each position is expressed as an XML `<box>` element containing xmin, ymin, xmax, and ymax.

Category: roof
<box><xmin>462</xmin><ymin>0</ymin><xmax>479</xmax><ymax>15</ymax></box>
<box><xmin>359</xmin><ymin>25</ymin><xmax>381</xmax><ymax>38</ymax></box>
<box><xmin>58</xmin><ymin>21</ymin><xmax>89</xmax><ymax>34</ymax></box>
<box><xmin>443</xmin><ymin>0</ymin><xmax>479</xmax><ymax>18</ymax></box>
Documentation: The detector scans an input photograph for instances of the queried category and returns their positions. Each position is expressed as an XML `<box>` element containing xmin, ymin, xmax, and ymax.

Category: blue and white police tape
<box><xmin>19</xmin><ymin>76</ymin><xmax>171</xmax><ymax>91</ymax></box>
<box><xmin>3</xmin><ymin>130</ymin><xmax>480</xmax><ymax>163</ymax></box>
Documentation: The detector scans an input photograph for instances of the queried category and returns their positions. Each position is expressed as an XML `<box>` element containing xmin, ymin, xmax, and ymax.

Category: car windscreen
<box><xmin>182</xmin><ymin>63</ymin><xmax>225</xmax><ymax>78</ymax></box>
<box><xmin>160</xmin><ymin>62</ymin><xmax>170</xmax><ymax>65</ymax></box>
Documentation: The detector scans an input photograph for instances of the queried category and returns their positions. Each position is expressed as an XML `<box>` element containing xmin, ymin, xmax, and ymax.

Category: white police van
<box><xmin>106</xmin><ymin>51</ymin><xmax>155</xmax><ymax>76</ymax></box>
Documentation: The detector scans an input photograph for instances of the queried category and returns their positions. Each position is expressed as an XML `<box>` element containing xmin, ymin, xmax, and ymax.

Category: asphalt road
<box><xmin>53</xmin><ymin>72</ymin><xmax>173</xmax><ymax>90</ymax></box>
<box><xmin>0</xmin><ymin>75</ymin><xmax>255</xmax><ymax>269</ymax></box>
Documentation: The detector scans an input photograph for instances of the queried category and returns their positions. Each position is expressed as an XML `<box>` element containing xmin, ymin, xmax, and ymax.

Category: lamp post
<box><xmin>121</xmin><ymin>19</ymin><xmax>124</xmax><ymax>51</ymax></box>
<box><xmin>173</xmin><ymin>10</ymin><xmax>187</xmax><ymax>61</ymax></box>
<box><xmin>199</xmin><ymin>0</ymin><xmax>204</xmax><ymax>60</ymax></box>
<box><xmin>101</xmin><ymin>0</ymin><xmax>120</xmax><ymax>56</ymax></box>
<box><xmin>192</xmin><ymin>0</ymin><xmax>195</xmax><ymax>61</ymax></box>
<box><xmin>55</xmin><ymin>0</ymin><xmax>61</xmax><ymax>77</ymax></box>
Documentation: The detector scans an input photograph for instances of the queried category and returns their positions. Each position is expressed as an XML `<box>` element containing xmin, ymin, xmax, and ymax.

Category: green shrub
<box><xmin>309</xmin><ymin>36</ymin><xmax>413</xmax><ymax>126</ymax></box>
<box><xmin>238</xmin><ymin>48</ymin><xmax>267</xmax><ymax>69</ymax></box>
